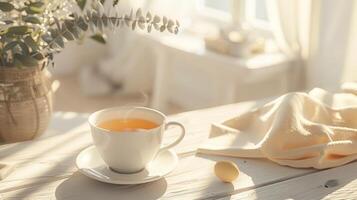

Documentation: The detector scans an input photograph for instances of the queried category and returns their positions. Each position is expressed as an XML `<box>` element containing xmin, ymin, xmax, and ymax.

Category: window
<box><xmin>196</xmin><ymin>0</ymin><xmax>232</xmax><ymax>22</ymax></box>
<box><xmin>255</xmin><ymin>0</ymin><xmax>268</xmax><ymax>21</ymax></box>
<box><xmin>246</xmin><ymin>0</ymin><xmax>268</xmax><ymax>22</ymax></box>
<box><xmin>197</xmin><ymin>0</ymin><xmax>270</xmax><ymax>27</ymax></box>
<box><xmin>203</xmin><ymin>0</ymin><xmax>230</xmax><ymax>13</ymax></box>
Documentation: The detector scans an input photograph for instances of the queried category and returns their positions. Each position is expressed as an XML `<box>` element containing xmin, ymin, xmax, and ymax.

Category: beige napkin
<box><xmin>198</xmin><ymin>88</ymin><xmax>357</xmax><ymax>169</ymax></box>
<box><xmin>0</xmin><ymin>163</ymin><xmax>14</xmax><ymax>180</ymax></box>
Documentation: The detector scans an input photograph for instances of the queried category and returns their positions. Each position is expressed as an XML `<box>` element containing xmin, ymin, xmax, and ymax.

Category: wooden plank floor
<box><xmin>1</xmin><ymin>101</ymin><xmax>354</xmax><ymax>199</ymax></box>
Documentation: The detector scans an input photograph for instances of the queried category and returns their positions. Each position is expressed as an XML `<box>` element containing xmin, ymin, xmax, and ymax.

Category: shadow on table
<box><xmin>237</xmin><ymin>165</ymin><xmax>357</xmax><ymax>200</ymax></box>
<box><xmin>198</xmin><ymin>153</ymin><xmax>357</xmax><ymax>199</ymax></box>
<box><xmin>45</xmin><ymin>112</ymin><xmax>89</xmax><ymax>138</ymax></box>
<box><xmin>55</xmin><ymin>172</ymin><xmax>167</xmax><ymax>200</ymax></box>
<box><xmin>196</xmin><ymin>153</ymin><xmax>255</xmax><ymax>199</ymax></box>
<box><xmin>201</xmin><ymin>177</ymin><xmax>235</xmax><ymax>200</ymax></box>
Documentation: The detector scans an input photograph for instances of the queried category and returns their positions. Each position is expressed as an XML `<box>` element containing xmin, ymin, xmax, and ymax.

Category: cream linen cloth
<box><xmin>198</xmin><ymin>88</ymin><xmax>357</xmax><ymax>169</ymax></box>
<box><xmin>0</xmin><ymin>163</ymin><xmax>14</xmax><ymax>180</ymax></box>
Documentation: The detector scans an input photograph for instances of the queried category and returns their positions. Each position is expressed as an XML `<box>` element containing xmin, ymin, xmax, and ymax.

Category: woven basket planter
<box><xmin>0</xmin><ymin>64</ymin><xmax>53</xmax><ymax>143</ymax></box>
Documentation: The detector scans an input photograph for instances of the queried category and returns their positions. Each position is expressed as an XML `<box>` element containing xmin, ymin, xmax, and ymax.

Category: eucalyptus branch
<box><xmin>0</xmin><ymin>1</ymin><xmax>180</xmax><ymax>68</ymax></box>
<box><xmin>34</xmin><ymin>9</ymin><xmax>179</xmax><ymax>58</ymax></box>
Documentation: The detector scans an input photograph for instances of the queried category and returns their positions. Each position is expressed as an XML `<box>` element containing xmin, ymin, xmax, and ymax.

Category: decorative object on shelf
<box><xmin>341</xmin><ymin>82</ymin><xmax>357</xmax><ymax>95</ymax></box>
<box><xmin>205</xmin><ymin>25</ymin><xmax>266</xmax><ymax>58</ymax></box>
<box><xmin>0</xmin><ymin>0</ymin><xmax>179</xmax><ymax>142</ymax></box>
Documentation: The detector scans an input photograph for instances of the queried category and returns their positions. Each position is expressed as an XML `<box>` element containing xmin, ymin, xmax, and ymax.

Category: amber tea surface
<box><xmin>98</xmin><ymin>118</ymin><xmax>159</xmax><ymax>132</ymax></box>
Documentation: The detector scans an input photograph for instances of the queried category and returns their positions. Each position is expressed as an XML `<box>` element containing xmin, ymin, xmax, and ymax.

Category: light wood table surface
<box><xmin>1</xmin><ymin>100</ymin><xmax>356</xmax><ymax>199</ymax></box>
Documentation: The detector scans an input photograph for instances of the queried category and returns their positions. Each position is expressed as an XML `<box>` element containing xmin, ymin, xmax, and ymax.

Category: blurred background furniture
<box><xmin>148</xmin><ymin>34</ymin><xmax>296</xmax><ymax>111</ymax></box>
<box><xmin>49</xmin><ymin>0</ymin><xmax>357</xmax><ymax>114</ymax></box>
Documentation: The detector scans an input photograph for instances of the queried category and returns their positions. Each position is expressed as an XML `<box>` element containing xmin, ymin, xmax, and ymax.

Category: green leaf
<box><xmin>41</xmin><ymin>60</ymin><xmax>46</xmax><ymax>70</ymax></box>
<box><xmin>101</xmin><ymin>14</ymin><xmax>108</xmax><ymax>26</ymax></box>
<box><xmin>64</xmin><ymin>20</ymin><xmax>75</xmax><ymax>29</ymax></box>
<box><xmin>24</xmin><ymin>1</ymin><xmax>45</xmax><ymax>14</ymax></box>
<box><xmin>17</xmin><ymin>41</ymin><xmax>30</xmax><ymax>55</ymax></box>
<box><xmin>3</xmin><ymin>41</ymin><xmax>18</xmax><ymax>52</ymax></box>
<box><xmin>64</xmin><ymin>20</ymin><xmax>80</xmax><ymax>39</ymax></box>
<box><xmin>110</xmin><ymin>17</ymin><xmax>117</xmax><ymax>26</ymax></box>
<box><xmin>49</xmin><ymin>43</ymin><xmax>60</xmax><ymax>51</ymax></box>
<box><xmin>90</xmin><ymin>34</ymin><xmax>106</xmax><ymax>44</ymax></box>
<box><xmin>4</xmin><ymin>20</ymin><xmax>14</xmax><ymax>25</ymax></box>
<box><xmin>113</xmin><ymin>0</ymin><xmax>119</xmax><ymax>6</ymax></box>
<box><xmin>138</xmin><ymin>21</ymin><xmax>145</xmax><ymax>30</ymax></box>
<box><xmin>86</xmin><ymin>10</ymin><xmax>93</xmax><ymax>22</ymax></box>
<box><xmin>24</xmin><ymin>36</ymin><xmax>39</xmax><ymax>51</ymax></box>
<box><xmin>62</xmin><ymin>29</ymin><xmax>75</xmax><ymax>41</ymax></box>
<box><xmin>92</xmin><ymin>13</ymin><xmax>99</xmax><ymax>27</ymax></box>
<box><xmin>53</xmin><ymin>17</ymin><xmax>62</xmax><ymax>30</ymax></box>
<box><xmin>15</xmin><ymin>54</ymin><xmax>38</xmax><ymax>67</ymax></box>
<box><xmin>55</xmin><ymin>37</ymin><xmax>65</xmax><ymax>48</ymax></box>
<box><xmin>160</xmin><ymin>25</ymin><xmax>165</xmax><ymax>32</ymax></box>
<box><xmin>41</xmin><ymin>34</ymin><xmax>53</xmax><ymax>44</ymax></box>
<box><xmin>47</xmin><ymin>29</ymin><xmax>64</xmax><ymax>48</ymax></box>
<box><xmin>124</xmin><ymin>17</ymin><xmax>130</xmax><ymax>27</ymax></box>
<box><xmin>146</xmin><ymin>12</ymin><xmax>152</xmax><ymax>22</ymax></box>
<box><xmin>25</xmin><ymin>6</ymin><xmax>44</xmax><ymax>14</ymax></box>
<box><xmin>27</xmin><ymin>2</ymin><xmax>45</xmax><ymax>7</ymax></box>
<box><xmin>68</xmin><ymin>25</ymin><xmax>80</xmax><ymax>39</ymax></box>
<box><xmin>31</xmin><ymin>51</ymin><xmax>45</xmax><ymax>60</ymax></box>
<box><xmin>50</xmin><ymin>30</ymin><xmax>65</xmax><ymax>48</ymax></box>
<box><xmin>76</xmin><ymin>0</ymin><xmax>86</xmax><ymax>10</ymax></box>
<box><xmin>3</xmin><ymin>41</ymin><xmax>29</xmax><ymax>55</ymax></box>
<box><xmin>76</xmin><ymin>17</ymin><xmax>88</xmax><ymax>31</ymax></box>
<box><xmin>23</xmin><ymin>16</ymin><xmax>41</xmax><ymax>24</ymax></box>
<box><xmin>6</xmin><ymin>26</ymin><xmax>30</xmax><ymax>36</ymax></box>
<box><xmin>0</xmin><ymin>2</ymin><xmax>14</xmax><ymax>12</ymax></box>
<box><xmin>153</xmin><ymin>23</ymin><xmax>160</xmax><ymax>30</ymax></box>
<box><xmin>48</xmin><ymin>53</ymin><xmax>54</xmax><ymax>61</ymax></box>
<box><xmin>132</xmin><ymin>20</ymin><xmax>137</xmax><ymax>30</ymax></box>
<box><xmin>163</xmin><ymin>16</ymin><xmax>168</xmax><ymax>25</ymax></box>
<box><xmin>153</xmin><ymin>15</ymin><xmax>160</xmax><ymax>23</ymax></box>
<box><xmin>136</xmin><ymin>8</ymin><xmax>142</xmax><ymax>18</ymax></box>
<box><xmin>100</xmin><ymin>0</ymin><xmax>105</xmax><ymax>5</ymax></box>
<box><xmin>147</xmin><ymin>24</ymin><xmax>152</xmax><ymax>33</ymax></box>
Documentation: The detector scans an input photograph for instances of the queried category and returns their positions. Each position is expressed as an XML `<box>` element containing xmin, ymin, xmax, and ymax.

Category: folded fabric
<box><xmin>198</xmin><ymin>88</ymin><xmax>357</xmax><ymax>169</ymax></box>
<box><xmin>0</xmin><ymin>163</ymin><xmax>14</xmax><ymax>180</ymax></box>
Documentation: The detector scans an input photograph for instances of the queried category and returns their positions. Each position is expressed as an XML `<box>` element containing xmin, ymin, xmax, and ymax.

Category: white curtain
<box><xmin>342</xmin><ymin>2</ymin><xmax>357</xmax><ymax>83</ymax></box>
<box><xmin>267</xmin><ymin>0</ymin><xmax>314</xmax><ymax>90</ymax></box>
<box><xmin>267</xmin><ymin>0</ymin><xmax>356</xmax><ymax>91</ymax></box>
<box><xmin>308</xmin><ymin>0</ymin><xmax>355</xmax><ymax>91</ymax></box>
<box><xmin>267</xmin><ymin>0</ymin><xmax>312</xmax><ymax>58</ymax></box>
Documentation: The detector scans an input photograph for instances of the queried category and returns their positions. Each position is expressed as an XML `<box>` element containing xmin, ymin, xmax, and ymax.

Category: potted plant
<box><xmin>0</xmin><ymin>0</ymin><xmax>179</xmax><ymax>143</ymax></box>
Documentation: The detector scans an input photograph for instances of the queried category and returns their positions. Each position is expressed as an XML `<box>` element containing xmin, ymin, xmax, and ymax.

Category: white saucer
<box><xmin>76</xmin><ymin>146</ymin><xmax>178</xmax><ymax>185</ymax></box>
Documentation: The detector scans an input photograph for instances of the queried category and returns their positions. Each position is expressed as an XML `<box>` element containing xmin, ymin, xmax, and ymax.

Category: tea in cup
<box><xmin>88</xmin><ymin>107</ymin><xmax>185</xmax><ymax>174</ymax></box>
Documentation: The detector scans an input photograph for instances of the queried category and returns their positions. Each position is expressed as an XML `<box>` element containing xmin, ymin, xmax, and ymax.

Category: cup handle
<box><xmin>158</xmin><ymin>121</ymin><xmax>185</xmax><ymax>153</ymax></box>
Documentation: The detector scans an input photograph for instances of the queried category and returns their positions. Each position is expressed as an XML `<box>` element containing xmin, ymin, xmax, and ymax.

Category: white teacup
<box><xmin>88</xmin><ymin>107</ymin><xmax>185</xmax><ymax>174</ymax></box>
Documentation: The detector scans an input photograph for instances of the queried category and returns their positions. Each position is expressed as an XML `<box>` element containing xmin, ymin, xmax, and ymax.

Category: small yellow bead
<box><xmin>214</xmin><ymin>161</ymin><xmax>239</xmax><ymax>183</ymax></box>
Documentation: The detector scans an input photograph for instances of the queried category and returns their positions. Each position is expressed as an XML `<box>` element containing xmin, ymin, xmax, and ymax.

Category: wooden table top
<box><xmin>1</xmin><ymin>101</ymin><xmax>356</xmax><ymax>199</ymax></box>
